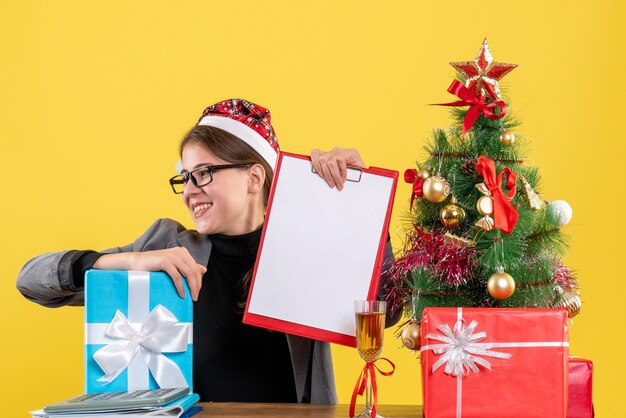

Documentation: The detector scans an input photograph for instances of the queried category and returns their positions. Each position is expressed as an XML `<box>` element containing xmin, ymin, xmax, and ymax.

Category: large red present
<box><xmin>567</xmin><ymin>357</ymin><xmax>594</xmax><ymax>418</ymax></box>
<box><xmin>420</xmin><ymin>308</ymin><xmax>569</xmax><ymax>418</ymax></box>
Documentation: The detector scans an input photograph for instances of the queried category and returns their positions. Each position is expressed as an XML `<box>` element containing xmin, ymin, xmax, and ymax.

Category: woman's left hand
<box><xmin>310</xmin><ymin>147</ymin><xmax>366</xmax><ymax>191</ymax></box>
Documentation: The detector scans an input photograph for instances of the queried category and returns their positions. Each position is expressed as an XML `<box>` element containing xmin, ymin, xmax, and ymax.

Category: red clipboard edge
<box><xmin>367</xmin><ymin>166</ymin><xmax>398</xmax><ymax>301</ymax></box>
<box><xmin>242</xmin><ymin>151</ymin><xmax>398</xmax><ymax>348</ymax></box>
<box><xmin>244</xmin><ymin>311</ymin><xmax>356</xmax><ymax>347</ymax></box>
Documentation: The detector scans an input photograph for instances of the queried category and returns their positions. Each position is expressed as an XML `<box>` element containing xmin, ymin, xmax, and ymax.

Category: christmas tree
<box><xmin>386</xmin><ymin>39</ymin><xmax>580</xmax><ymax>350</ymax></box>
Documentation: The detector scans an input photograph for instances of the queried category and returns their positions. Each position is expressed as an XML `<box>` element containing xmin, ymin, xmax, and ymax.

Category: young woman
<box><xmin>16</xmin><ymin>98</ymin><xmax>398</xmax><ymax>403</ymax></box>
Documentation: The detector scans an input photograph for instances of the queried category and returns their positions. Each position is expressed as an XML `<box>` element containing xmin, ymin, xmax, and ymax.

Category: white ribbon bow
<box><xmin>425</xmin><ymin>319</ymin><xmax>512</xmax><ymax>376</ymax></box>
<box><xmin>93</xmin><ymin>304</ymin><xmax>190</xmax><ymax>388</ymax></box>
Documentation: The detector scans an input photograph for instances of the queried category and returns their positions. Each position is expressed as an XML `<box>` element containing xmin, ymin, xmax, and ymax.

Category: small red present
<box><xmin>567</xmin><ymin>357</ymin><xmax>594</xmax><ymax>418</ymax></box>
<box><xmin>420</xmin><ymin>308</ymin><xmax>569</xmax><ymax>418</ymax></box>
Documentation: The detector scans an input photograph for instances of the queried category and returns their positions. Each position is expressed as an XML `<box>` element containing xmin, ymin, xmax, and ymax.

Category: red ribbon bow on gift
<box><xmin>404</xmin><ymin>168</ymin><xmax>424</xmax><ymax>211</ymax></box>
<box><xmin>476</xmin><ymin>155</ymin><xmax>519</xmax><ymax>234</ymax></box>
<box><xmin>435</xmin><ymin>80</ymin><xmax>507</xmax><ymax>138</ymax></box>
<box><xmin>349</xmin><ymin>358</ymin><xmax>395</xmax><ymax>418</ymax></box>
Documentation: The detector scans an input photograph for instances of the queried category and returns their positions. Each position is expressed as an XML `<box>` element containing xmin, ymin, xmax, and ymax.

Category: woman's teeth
<box><xmin>193</xmin><ymin>203</ymin><xmax>211</xmax><ymax>213</ymax></box>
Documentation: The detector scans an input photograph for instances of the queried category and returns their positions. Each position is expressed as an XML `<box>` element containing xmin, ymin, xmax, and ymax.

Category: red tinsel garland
<box><xmin>552</xmin><ymin>260</ymin><xmax>578</xmax><ymax>291</ymax></box>
<box><xmin>384</xmin><ymin>228</ymin><xmax>478</xmax><ymax>314</ymax></box>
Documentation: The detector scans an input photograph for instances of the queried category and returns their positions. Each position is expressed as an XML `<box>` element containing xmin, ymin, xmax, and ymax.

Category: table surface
<box><xmin>194</xmin><ymin>403</ymin><xmax>423</xmax><ymax>417</ymax></box>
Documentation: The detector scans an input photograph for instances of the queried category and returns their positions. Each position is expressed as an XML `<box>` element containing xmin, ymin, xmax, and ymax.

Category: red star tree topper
<box><xmin>450</xmin><ymin>38</ymin><xmax>517</xmax><ymax>100</ymax></box>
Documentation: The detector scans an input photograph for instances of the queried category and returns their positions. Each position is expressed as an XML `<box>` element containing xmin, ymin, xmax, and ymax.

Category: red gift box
<box><xmin>420</xmin><ymin>308</ymin><xmax>569</xmax><ymax>418</ymax></box>
<box><xmin>567</xmin><ymin>357</ymin><xmax>594</xmax><ymax>418</ymax></box>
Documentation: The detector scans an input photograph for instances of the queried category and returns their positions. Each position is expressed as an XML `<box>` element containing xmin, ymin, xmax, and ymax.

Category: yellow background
<box><xmin>1</xmin><ymin>1</ymin><xmax>624</xmax><ymax>416</ymax></box>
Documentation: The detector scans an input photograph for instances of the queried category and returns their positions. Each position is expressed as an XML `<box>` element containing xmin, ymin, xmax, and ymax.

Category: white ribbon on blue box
<box><xmin>85</xmin><ymin>270</ymin><xmax>193</xmax><ymax>393</ymax></box>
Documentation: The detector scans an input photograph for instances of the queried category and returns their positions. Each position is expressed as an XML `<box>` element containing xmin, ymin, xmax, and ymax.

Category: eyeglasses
<box><xmin>169</xmin><ymin>163</ymin><xmax>252</xmax><ymax>194</ymax></box>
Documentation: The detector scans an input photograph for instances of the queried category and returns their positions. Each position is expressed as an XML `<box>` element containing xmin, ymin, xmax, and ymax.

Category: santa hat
<box><xmin>196</xmin><ymin>99</ymin><xmax>280</xmax><ymax>170</ymax></box>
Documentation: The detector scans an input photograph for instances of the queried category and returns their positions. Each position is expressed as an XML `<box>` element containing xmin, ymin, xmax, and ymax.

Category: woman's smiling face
<box><xmin>181</xmin><ymin>142</ymin><xmax>261</xmax><ymax>235</ymax></box>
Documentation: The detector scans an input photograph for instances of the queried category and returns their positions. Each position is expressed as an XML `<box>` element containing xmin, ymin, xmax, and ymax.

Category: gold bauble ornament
<box><xmin>440</xmin><ymin>196</ymin><xmax>466</xmax><ymax>229</ymax></box>
<box><xmin>499</xmin><ymin>130</ymin><xmax>515</xmax><ymax>145</ymax></box>
<box><xmin>487</xmin><ymin>270</ymin><xmax>516</xmax><ymax>300</ymax></box>
<box><xmin>555</xmin><ymin>287</ymin><xmax>582</xmax><ymax>318</ymax></box>
<box><xmin>419</xmin><ymin>168</ymin><xmax>432</xmax><ymax>180</ymax></box>
<box><xmin>422</xmin><ymin>174</ymin><xmax>450</xmax><ymax>203</ymax></box>
<box><xmin>401</xmin><ymin>322</ymin><xmax>421</xmax><ymax>350</ymax></box>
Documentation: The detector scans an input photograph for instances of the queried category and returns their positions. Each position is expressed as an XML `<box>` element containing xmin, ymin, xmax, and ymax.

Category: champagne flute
<box><xmin>354</xmin><ymin>300</ymin><xmax>386</xmax><ymax>418</ymax></box>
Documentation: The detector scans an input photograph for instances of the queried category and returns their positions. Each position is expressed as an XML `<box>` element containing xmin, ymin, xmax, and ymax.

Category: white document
<box><xmin>244</xmin><ymin>153</ymin><xmax>397</xmax><ymax>346</ymax></box>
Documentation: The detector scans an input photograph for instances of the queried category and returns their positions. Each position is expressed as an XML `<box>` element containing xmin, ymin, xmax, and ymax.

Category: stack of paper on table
<box><xmin>30</xmin><ymin>393</ymin><xmax>200</xmax><ymax>418</ymax></box>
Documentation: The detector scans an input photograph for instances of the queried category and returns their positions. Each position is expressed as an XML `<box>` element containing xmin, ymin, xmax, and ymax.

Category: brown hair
<box><xmin>180</xmin><ymin>125</ymin><xmax>274</xmax><ymax>311</ymax></box>
<box><xmin>179</xmin><ymin>125</ymin><xmax>274</xmax><ymax>206</ymax></box>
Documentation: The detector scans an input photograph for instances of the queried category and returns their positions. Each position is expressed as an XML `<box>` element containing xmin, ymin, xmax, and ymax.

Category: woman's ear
<box><xmin>247</xmin><ymin>164</ymin><xmax>266</xmax><ymax>195</ymax></box>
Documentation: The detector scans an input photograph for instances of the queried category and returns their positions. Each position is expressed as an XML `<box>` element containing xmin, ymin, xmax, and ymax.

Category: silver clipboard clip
<box><xmin>310</xmin><ymin>164</ymin><xmax>363</xmax><ymax>182</ymax></box>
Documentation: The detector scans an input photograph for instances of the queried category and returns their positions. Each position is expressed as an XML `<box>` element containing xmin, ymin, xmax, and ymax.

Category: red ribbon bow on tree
<box><xmin>404</xmin><ymin>168</ymin><xmax>424</xmax><ymax>211</ymax></box>
<box><xmin>349</xmin><ymin>358</ymin><xmax>395</xmax><ymax>418</ymax></box>
<box><xmin>476</xmin><ymin>155</ymin><xmax>519</xmax><ymax>234</ymax></box>
<box><xmin>436</xmin><ymin>80</ymin><xmax>507</xmax><ymax>138</ymax></box>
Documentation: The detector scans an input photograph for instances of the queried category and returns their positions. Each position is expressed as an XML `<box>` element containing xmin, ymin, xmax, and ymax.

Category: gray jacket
<box><xmin>17</xmin><ymin>218</ymin><xmax>397</xmax><ymax>404</ymax></box>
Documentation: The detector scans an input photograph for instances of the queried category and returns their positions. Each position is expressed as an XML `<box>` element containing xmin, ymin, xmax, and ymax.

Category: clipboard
<box><xmin>243</xmin><ymin>152</ymin><xmax>398</xmax><ymax>346</ymax></box>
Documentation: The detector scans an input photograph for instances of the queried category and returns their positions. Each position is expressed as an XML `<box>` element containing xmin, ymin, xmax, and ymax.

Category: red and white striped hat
<box><xmin>196</xmin><ymin>99</ymin><xmax>280</xmax><ymax>169</ymax></box>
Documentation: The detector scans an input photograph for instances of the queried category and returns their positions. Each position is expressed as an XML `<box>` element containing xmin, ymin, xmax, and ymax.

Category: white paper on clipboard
<box><xmin>243</xmin><ymin>152</ymin><xmax>397</xmax><ymax>346</ymax></box>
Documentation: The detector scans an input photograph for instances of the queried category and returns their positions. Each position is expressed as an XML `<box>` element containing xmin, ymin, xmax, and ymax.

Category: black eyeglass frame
<box><xmin>169</xmin><ymin>163</ymin><xmax>252</xmax><ymax>194</ymax></box>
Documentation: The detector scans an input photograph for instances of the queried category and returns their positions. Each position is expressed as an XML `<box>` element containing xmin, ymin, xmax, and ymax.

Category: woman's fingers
<box><xmin>310</xmin><ymin>147</ymin><xmax>366</xmax><ymax>191</ymax></box>
<box><xmin>163</xmin><ymin>265</ymin><xmax>186</xmax><ymax>299</ymax></box>
<box><xmin>181</xmin><ymin>260</ymin><xmax>206</xmax><ymax>302</ymax></box>
<box><xmin>169</xmin><ymin>247</ymin><xmax>206</xmax><ymax>301</ymax></box>
<box><xmin>310</xmin><ymin>148</ymin><xmax>327</xmax><ymax>185</ymax></box>
<box><xmin>128</xmin><ymin>248</ymin><xmax>206</xmax><ymax>301</ymax></box>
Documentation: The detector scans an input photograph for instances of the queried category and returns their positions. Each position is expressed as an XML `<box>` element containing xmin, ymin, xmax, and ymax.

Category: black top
<box><xmin>192</xmin><ymin>229</ymin><xmax>297</xmax><ymax>402</ymax></box>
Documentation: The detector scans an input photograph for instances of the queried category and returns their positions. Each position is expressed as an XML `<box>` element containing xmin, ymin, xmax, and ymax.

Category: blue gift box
<box><xmin>85</xmin><ymin>270</ymin><xmax>193</xmax><ymax>393</ymax></box>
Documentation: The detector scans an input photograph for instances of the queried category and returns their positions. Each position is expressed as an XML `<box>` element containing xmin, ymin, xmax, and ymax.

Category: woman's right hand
<box><xmin>93</xmin><ymin>248</ymin><xmax>207</xmax><ymax>301</ymax></box>
<box><xmin>310</xmin><ymin>147</ymin><xmax>366</xmax><ymax>191</ymax></box>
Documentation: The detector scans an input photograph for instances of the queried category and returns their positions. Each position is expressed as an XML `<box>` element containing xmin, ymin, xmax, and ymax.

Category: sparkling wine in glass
<box><xmin>354</xmin><ymin>300</ymin><xmax>386</xmax><ymax>418</ymax></box>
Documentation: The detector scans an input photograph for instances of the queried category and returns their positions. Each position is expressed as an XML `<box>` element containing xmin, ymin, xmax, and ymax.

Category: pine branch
<box><xmin>428</xmin><ymin>151</ymin><xmax>524</xmax><ymax>164</ymax></box>
<box><xmin>526</xmin><ymin>227</ymin><xmax>562</xmax><ymax>243</ymax></box>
